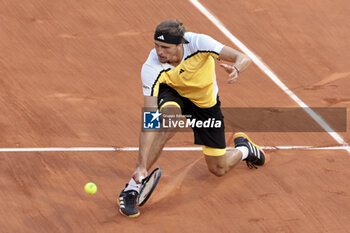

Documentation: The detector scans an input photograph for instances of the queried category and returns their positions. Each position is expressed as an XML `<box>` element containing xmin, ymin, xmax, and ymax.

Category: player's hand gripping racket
<box><xmin>137</xmin><ymin>167</ymin><xmax>162</xmax><ymax>206</ymax></box>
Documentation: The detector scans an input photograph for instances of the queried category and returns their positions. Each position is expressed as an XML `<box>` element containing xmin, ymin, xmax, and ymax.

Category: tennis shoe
<box><xmin>118</xmin><ymin>186</ymin><xmax>140</xmax><ymax>217</ymax></box>
<box><xmin>234</xmin><ymin>132</ymin><xmax>265</xmax><ymax>169</ymax></box>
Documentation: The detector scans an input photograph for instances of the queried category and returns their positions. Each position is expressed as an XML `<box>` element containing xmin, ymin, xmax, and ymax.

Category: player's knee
<box><xmin>160</xmin><ymin>105</ymin><xmax>181</xmax><ymax>116</ymax></box>
<box><xmin>160</xmin><ymin>102</ymin><xmax>182</xmax><ymax>133</ymax></box>
<box><xmin>159</xmin><ymin>101</ymin><xmax>181</xmax><ymax>116</ymax></box>
<box><xmin>208</xmin><ymin>164</ymin><xmax>226</xmax><ymax>177</ymax></box>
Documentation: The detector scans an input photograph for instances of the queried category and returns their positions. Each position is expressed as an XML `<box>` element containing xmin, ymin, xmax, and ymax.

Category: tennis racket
<box><xmin>137</xmin><ymin>167</ymin><xmax>162</xmax><ymax>206</ymax></box>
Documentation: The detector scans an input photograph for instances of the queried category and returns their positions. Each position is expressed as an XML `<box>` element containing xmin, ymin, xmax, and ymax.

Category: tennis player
<box><xmin>118</xmin><ymin>20</ymin><xmax>267</xmax><ymax>217</ymax></box>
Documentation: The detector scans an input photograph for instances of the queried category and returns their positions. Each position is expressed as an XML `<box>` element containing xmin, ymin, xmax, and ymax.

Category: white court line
<box><xmin>189</xmin><ymin>0</ymin><xmax>350</xmax><ymax>153</ymax></box>
<box><xmin>0</xmin><ymin>146</ymin><xmax>349</xmax><ymax>152</ymax></box>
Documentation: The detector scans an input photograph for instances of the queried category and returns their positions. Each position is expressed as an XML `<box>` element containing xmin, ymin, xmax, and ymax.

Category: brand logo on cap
<box><xmin>157</xmin><ymin>35</ymin><xmax>165</xmax><ymax>40</ymax></box>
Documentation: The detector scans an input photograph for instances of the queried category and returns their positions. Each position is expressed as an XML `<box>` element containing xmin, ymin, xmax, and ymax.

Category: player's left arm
<box><xmin>218</xmin><ymin>46</ymin><xmax>252</xmax><ymax>83</ymax></box>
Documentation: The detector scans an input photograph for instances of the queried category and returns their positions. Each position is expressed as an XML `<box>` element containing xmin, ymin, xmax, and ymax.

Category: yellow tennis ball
<box><xmin>84</xmin><ymin>182</ymin><xmax>97</xmax><ymax>194</ymax></box>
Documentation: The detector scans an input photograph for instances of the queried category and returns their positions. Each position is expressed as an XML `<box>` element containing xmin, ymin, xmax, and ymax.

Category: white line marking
<box><xmin>188</xmin><ymin>0</ymin><xmax>350</xmax><ymax>153</ymax></box>
<box><xmin>0</xmin><ymin>146</ymin><xmax>349</xmax><ymax>152</ymax></box>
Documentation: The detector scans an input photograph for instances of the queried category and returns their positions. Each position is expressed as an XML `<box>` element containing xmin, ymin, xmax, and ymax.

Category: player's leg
<box><xmin>204</xmin><ymin>133</ymin><xmax>267</xmax><ymax>176</ymax></box>
<box><xmin>118</xmin><ymin>84</ymin><xmax>184</xmax><ymax>217</ymax></box>
<box><xmin>188</xmin><ymin>98</ymin><xmax>234</xmax><ymax>176</ymax></box>
<box><xmin>141</xmin><ymin>104</ymin><xmax>182</xmax><ymax>171</ymax></box>
<box><xmin>191</xmin><ymin>98</ymin><xmax>266</xmax><ymax>176</ymax></box>
<box><xmin>132</xmin><ymin>87</ymin><xmax>184</xmax><ymax>180</ymax></box>
<box><xmin>118</xmin><ymin>104</ymin><xmax>181</xmax><ymax>218</ymax></box>
<box><xmin>204</xmin><ymin>146</ymin><xmax>242</xmax><ymax>176</ymax></box>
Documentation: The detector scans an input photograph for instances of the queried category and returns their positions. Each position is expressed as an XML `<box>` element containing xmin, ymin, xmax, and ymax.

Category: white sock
<box><xmin>236</xmin><ymin>146</ymin><xmax>249</xmax><ymax>160</ymax></box>
<box><xmin>124</xmin><ymin>178</ymin><xmax>141</xmax><ymax>192</ymax></box>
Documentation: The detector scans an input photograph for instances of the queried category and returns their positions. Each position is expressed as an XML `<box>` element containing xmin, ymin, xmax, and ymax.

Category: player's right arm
<box><xmin>132</xmin><ymin>62</ymin><xmax>160</xmax><ymax>183</ymax></box>
<box><xmin>132</xmin><ymin>96</ymin><xmax>157</xmax><ymax>182</ymax></box>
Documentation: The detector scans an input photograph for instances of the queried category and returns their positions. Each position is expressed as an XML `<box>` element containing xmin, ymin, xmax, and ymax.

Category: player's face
<box><xmin>154</xmin><ymin>41</ymin><xmax>179</xmax><ymax>63</ymax></box>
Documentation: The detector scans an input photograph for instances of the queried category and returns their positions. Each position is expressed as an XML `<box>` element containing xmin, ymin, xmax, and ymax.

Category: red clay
<box><xmin>0</xmin><ymin>0</ymin><xmax>349</xmax><ymax>232</ymax></box>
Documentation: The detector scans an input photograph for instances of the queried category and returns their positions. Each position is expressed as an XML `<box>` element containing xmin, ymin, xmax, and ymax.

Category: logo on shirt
<box><xmin>179</xmin><ymin>69</ymin><xmax>185</xmax><ymax>74</ymax></box>
<box><xmin>157</xmin><ymin>35</ymin><xmax>165</xmax><ymax>40</ymax></box>
<box><xmin>143</xmin><ymin>110</ymin><xmax>161</xmax><ymax>129</ymax></box>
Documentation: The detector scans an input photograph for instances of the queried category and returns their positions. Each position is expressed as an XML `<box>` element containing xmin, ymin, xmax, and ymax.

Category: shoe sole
<box><xmin>233</xmin><ymin>132</ymin><xmax>270</xmax><ymax>164</ymax></box>
<box><xmin>117</xmin><ymin>199</ymin><xmax>140</xmax><ymax>218</ymax></box>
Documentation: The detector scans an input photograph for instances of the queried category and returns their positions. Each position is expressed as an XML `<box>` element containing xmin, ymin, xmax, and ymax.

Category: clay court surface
<box><xmin>1</xmin><ymin>0</ymin><xmax>350</xmax><ymax>232</ymax></box>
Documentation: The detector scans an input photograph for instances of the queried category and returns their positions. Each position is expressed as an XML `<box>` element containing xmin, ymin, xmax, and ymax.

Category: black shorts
<box><xmin>157</xmin><ymin>83</ymin><xmax>226</xmax><ymax>149</ymax></box>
